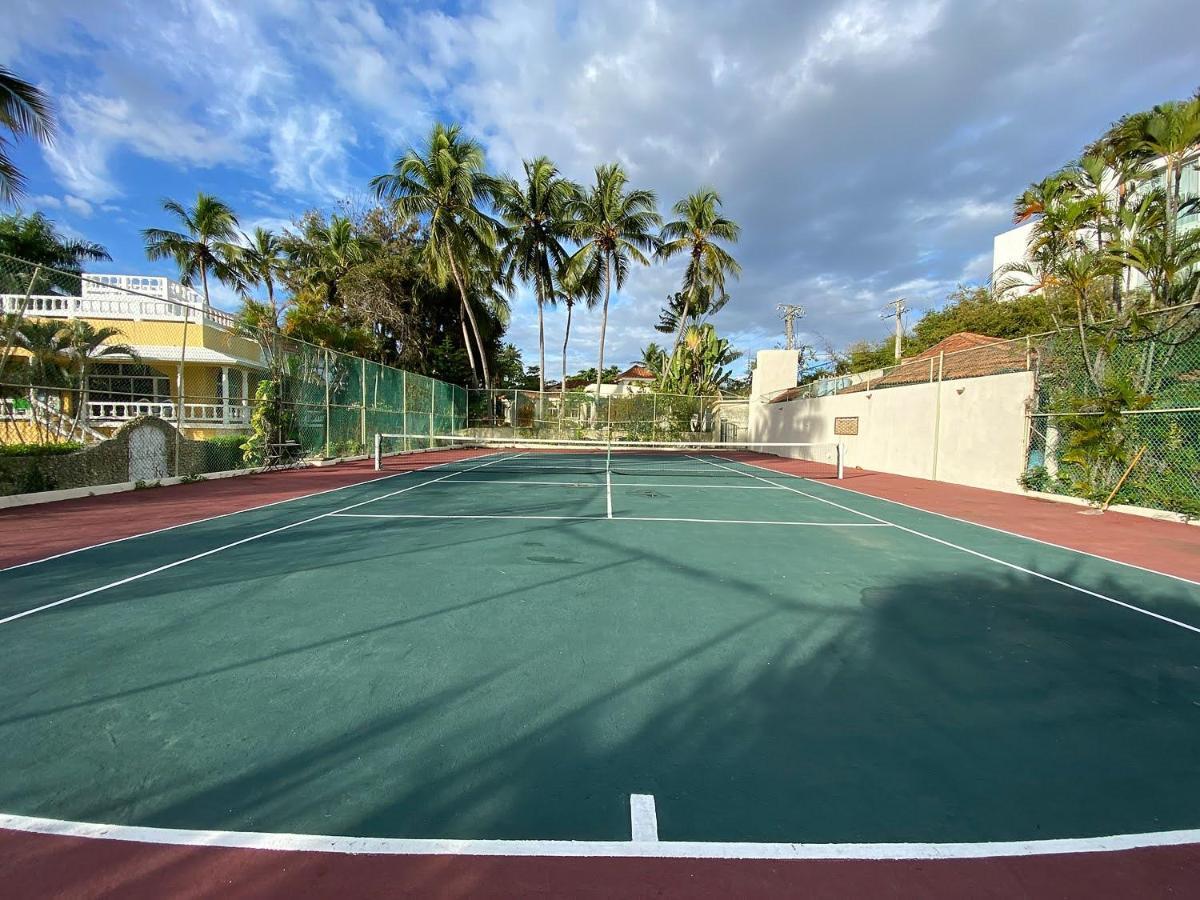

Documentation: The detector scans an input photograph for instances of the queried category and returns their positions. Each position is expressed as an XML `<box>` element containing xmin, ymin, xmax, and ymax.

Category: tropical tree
<box><xmin>657</xmin><ymin>323</ymin><xmax>742</xmax><ymax>396</ymax></box>
<box><xmin>654</xmin><ymin>283</ymin><xmax>728</xmax><ymax>335</ymax></box>
<box><xmin>495</xmin><ymin>156</ymin><xmax>578</xmax><ymax>394</ymax></box>
<box><xmin>141</xmin><ymin>193</ymin><xmax>243</xmax><ymax>306</ymax></box>
<box><xmin>0</xmin><ymin>67</ymin><xmax>56</xmax><ymax>204</ymax></box>
<box><xmin>0</xmin><ymin>211</ymin><xmax>109</xmax><ymax>274</ymax></box>
<box><xmin>555</xmin><ymin>266</ymin><xmax>599</xmax><ymax>408</ymax></box>
<box><xmin>657</xmin><ymin>189</ymin><xmax>741</xmax><ymax>357</ymax></box>
<box><xmin>282</xmin><ymin>213</ymin><xmax>378</xmax><ymax>308</ymax></box>
<box><xmin>235</xmin><ymin>227</ymin><xmax>288</xmax><ymax>323</ymax></box>
<box><xmin>637</xmin><ymin>341</ymin><xmax>669</xmax><ymax>379</ymax></box>
<box><xmin>54</xmin><ymin>320</ymin><xmax>139</xmax><ymax>437</ymax></box>
<box><xmin>567</xmin><ymin>163</ymin><xmax>661</xmax><ymax>398</ymax></box>
<box><xmin>371</xmin><ymin>123</ymin><xmax>502</xmax><ymax>388</ymax></box>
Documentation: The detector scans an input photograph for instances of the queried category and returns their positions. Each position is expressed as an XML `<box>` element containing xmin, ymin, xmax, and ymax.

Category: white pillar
<box><xmin>221</xmin><ymin>366</ymin><xmax>230</xmax><ymax>424</ymax></box>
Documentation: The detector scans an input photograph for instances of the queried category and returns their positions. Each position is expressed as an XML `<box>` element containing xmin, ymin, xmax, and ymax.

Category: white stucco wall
<box><xmin>992</xmin><ymin>221</ymin><xmax>1037</xmax><ymax>294</ymax></box>
<box><xmin>750</xmin><ymin>349</ymin><xmax>799</xmax><ymax>401</ymax></box>
<box><xmin>749</xmin><ymin>369</ymin><xmax>1036</xmax><ymax>493</ymax></box>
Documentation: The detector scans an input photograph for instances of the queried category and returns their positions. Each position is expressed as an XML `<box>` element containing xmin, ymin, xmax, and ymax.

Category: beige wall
<box><xmin>750</xmin><ymin>368</ymin><xmax>1036</xmax><ymax>493</ymax></box>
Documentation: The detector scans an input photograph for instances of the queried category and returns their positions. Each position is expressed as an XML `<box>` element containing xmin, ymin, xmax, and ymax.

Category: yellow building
<box><xmin>1</xmin><ymin>273</ymin><xmax>266</xmax><ymax>445</ymax></box>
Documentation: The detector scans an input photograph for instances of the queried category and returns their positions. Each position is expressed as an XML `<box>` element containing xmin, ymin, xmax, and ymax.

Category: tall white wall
<box><xmin>751</xmin><ymin>349</ymin><xmax>798</xmax><ymax>401</ymax></box>
<box><xmin>750</xmin><ymin>369</ymin><xmax>1036</xmax><ymax>493</ymax></box>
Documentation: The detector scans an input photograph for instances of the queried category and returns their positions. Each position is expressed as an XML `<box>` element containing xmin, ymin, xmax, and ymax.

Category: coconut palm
<box><xmin>495</xmin><ymin>157</ymin><xmax>578</xmax><ymax>394</ymax></box>
<box><xmin>235</xmin><ymin>227</ymin><xmax>288</xmax><ymax>323</ymax></box>
<box><xmin>141</xmin><ymin>193</ymin><xmax>242</xmax><ymax>306</ymax></box>
<box><xmin>371</xmin><ymin>123</ymin><xmax>501</xmax><ymax>388</ymax></box>
<box><xmin>657</xmin><ymin>189</ymin><xmax>740</xmax><ymax>356</ymax></box>
<box><xmin>567</xmin><ymin>163</ymin><xmax>661</xmax><ymax>398</ymax></box>
<box><xmin>655</xmin><ymin>283</ymin><xmax>729</xmax><ymax>335</ymax></box>
<box><xmin>54</xmin><ymin>320</ymin><xmax>139</xmax><ymax>437</ymax></box>
<box><xmin>0</xmin><ymin>67</ymin><xmax>56</xmax><ymax>203</ymax></box>
<box><xmin>556</xmin><ymin>266</ymin><xmax>600</xmax><ymax>406</ymax></box>
<box><xmin>282</xmin><ymin>214</ymin><xmax>378</xmax><ymax>309</ymax></box>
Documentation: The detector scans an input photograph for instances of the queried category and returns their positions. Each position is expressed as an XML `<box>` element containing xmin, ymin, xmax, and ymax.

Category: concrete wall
<box><xmin>751</xmin><ymin>349</ymin><xmax>798</xmax><ymax>401</ymax></box>
<box><xmin>750</xmin><ymin>369</ymin><xmax>1036</xmax><ymax>493</ymax></box>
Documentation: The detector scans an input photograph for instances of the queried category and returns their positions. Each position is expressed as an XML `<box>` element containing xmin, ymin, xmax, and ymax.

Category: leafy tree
<box><xmin>657</xmin><ymin>189</ymin><xmax>740</xmax><ymax>357</ymax></box>
<box><xmin>234</xmin><ymin>227</ymin><xmax>287</xmax><ymax>323</ymax></box>
<box><xmin>282</xmin><ymin>212</ymin><xmax>379</xmax><ymax>308</ymax></box>
<box><xmin>567</xmin><ymin>163</ymin><xmax>661</xmax><ymax>398</ymax></box>
<box><xmin>0</xmin><ymin>66</ymin><xmax>55</xmax><ymax>203</ymax></box>
<box><xmin>142</xmin><ymin>193</ymin><xmax>242</xmax><ymax>306</ymax></box>
<box><xmin>0</xmin><ymin>211</ymin><xmax>109</xmax><ymax>295</ymax></box>
<box><xmin>655</xmin><ymin>283</ymin><xmax>728</xmax><ymax>335</ymax></box>
<box><xmin>495</xmin><ymin>157</ymin><xmax>578</xmax><ymax>394</ymax></box>
<box><xmin>372</xmin><ymin>123</ymin><xmax>502</xmax><ymax>388</ymax></box>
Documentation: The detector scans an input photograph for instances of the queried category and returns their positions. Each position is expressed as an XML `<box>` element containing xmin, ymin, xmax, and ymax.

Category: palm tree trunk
<box><xmin>560</xmin><ymin>298</ymin><xmax>573</xmax><ymax>421</ymax></box>
<box><xmin>595</xmin><ymin>256</ymin><xmax>612</xmax><ymax>401</ymax></box>
<box><xmin>537</xmin><ymin>276</ymin><xmax>546</xmax><ymax>395</ymax></box>
<box><xmin>459</xmin><ymin>307</ymin><xmax>479</xmax><ymax>383</ymax></box>
<box><xmin>447</xmin><ymin>253</ymin><xmax>491</xmax><ymax>389</ymax></box>
<box><xmin>672</xmin><ymin>281</ymin><xmax>695</xmax><ymax>354</ymax></box>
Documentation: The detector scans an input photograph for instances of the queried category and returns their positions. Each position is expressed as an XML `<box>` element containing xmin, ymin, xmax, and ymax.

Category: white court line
<box><xmin>606</xmin><ymin>468</ymin><xmax>613</xmax><ymax>519</ymax></box>
<box><xmin>0</xmin><ymin>469</ymin><xmax>412</xmax><ymax>574</ymax></box>
<box><xmin>0</xmin><ymin>453</ymin><xmax>514</xmax><ymax>628</ymax></box>
<box><xmin>2</xmin><ymin>811</ymin><xmax>1199</xmax><ymax>860</ymax></box>
<box><xmin>446</xmin><ymin>478</ymin><xmax>786</xmax><ymax>491</ymax></box>
<box><xmin>332</xmin><ymin>512</ymin><xmax>886</xmax><ymax>527</ymax></box>
<box><xmin>689</xmin><ymin>456</ymin><xmax>1200</xmax><ymax>636</ymax></box>
<box><xmin>732</xmin><ymin>457</ymin><xmax>1200</xmax><ymax>588</ymax></box>
<box><xmin>629</xmin><ymin>794</ymin><xmax>658</xmax><ymax>842</ymax></box>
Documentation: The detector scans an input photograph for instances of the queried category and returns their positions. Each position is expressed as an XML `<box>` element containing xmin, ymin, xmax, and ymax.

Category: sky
<box><xmin>2</xmin><ymin>0</ymin><xmax>1197</xmax><ymax>379</ymax></box>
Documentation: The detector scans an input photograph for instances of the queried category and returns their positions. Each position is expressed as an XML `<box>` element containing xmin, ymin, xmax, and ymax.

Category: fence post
<box><xmin>401</xmin><ymin>370</ymin><xmax>407</xmax><ymax>451</ymax></box>
<box><xmin>324</xmin><ymin>348</ymin><xmax>331</xmax><ymax>458</ymax></box>
<box><xmin>931</xmin><ymin>351</ymin><xmax>945</xmax><ymax>481</ymax></box>
<box><xmin>431</xmin><ymin>379</ymin><xmax>436</xmax><ymax>446</ymax></box>
<box><xmin>360</xmin><ymin>357</ymin><xmax>367</xmax><ymax>453</ymax></box>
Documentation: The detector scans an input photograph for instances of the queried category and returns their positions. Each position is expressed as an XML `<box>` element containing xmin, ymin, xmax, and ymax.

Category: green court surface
<box><xmin>2</xmin><ymin>450</ymin><xmax>1199</xmax><ymax>846</ymax></box>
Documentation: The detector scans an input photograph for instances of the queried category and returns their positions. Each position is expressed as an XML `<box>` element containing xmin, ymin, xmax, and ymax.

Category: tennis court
<box><xmin>1</xmin><ymin>438</ymin><xmax>1199</xmax><ymax>887</ymax></box>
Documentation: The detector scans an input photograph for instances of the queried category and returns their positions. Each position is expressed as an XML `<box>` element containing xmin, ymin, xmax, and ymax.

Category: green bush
<box><xmin>202</xmin><ymin>434</ymin><xmax>250</xmax><ymax>472</ymax></box>
<box><xmin>0</xmin><ymin>442</ymin><xmax>83</xmax><ymax>457</ymax></box>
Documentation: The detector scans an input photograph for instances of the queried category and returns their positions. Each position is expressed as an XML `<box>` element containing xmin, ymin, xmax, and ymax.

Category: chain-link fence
<box><xmin>771</xmin><ymin>308</ymin><xmax>1198</xmax><ymax>516</ymax></box>
<box><xmin>0</xmin><ymin>251</ymin><xmax>466</xmax><ymax>496</ymax></box>
<box><xmin>464</xmin><ymin>387</ymin><xmax>719</xmax><ymax>441</ymax></box>
<box><xmin>1024</xmin><ymin>314</ymin><xmax>1200</xmax><ymax>516</ymax></box>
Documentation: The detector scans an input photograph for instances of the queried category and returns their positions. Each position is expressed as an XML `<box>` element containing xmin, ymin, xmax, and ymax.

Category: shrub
<box><xmin>0</xmin><ymin>442</ymin><xmax>83</xmax><ymax>457</ymax></box>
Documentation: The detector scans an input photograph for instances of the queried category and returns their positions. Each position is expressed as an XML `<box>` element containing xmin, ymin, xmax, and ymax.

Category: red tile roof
<box><xmin>617</xmin><ymin>365</ymin><xmax>655</xmax><ymax>381</ymax></box>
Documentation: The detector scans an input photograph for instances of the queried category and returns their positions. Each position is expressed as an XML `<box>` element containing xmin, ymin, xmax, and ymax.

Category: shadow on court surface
<box><xmin>2</xmin><ymin>516</ymin><xmax>1199</xmax><ymax>864</ymax></box>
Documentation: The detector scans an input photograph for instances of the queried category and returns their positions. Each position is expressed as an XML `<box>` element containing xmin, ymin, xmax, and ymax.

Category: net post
<box><xmin>374</xmin><ymin>431</ymin><xmax>382</xmax><ymax>471</ymax></box>
<box><xmin>836</xmin><ymin>443</ymin><xmax>844</xmax><ymax>480</ymax></box>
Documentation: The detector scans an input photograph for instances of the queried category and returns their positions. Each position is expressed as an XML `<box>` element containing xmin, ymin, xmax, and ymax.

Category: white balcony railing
<box><xmin>87</xmin><ymin>401</ymin><xmax>249</xmax><ymax>426</ymax></box>
<box><xmin>1</xmin><ymin>272</ymin><xmax>237</xmax><ymax>328</ymax></box>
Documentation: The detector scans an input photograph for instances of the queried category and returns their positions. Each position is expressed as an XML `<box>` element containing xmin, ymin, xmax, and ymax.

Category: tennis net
<box><xmin>373</xmin><ymin>434</ymin><xmax>844</xmax><ymax>479</ymax></box>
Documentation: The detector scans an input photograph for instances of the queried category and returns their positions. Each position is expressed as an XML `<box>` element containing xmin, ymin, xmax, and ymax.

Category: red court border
<box><xmin>2</xmin><ymin>453</ymin><xmax>1199</xmax><ymax>896</ymax></box>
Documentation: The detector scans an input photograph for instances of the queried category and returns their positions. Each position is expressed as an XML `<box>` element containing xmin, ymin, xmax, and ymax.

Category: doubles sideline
<box><xmin>689</xmin><ymin>455</ymin><xmax>1200</xmax><ymax>636</ymax></box>
<box><xmin>0</xmin><ymin>453</ymin><xmax>515</xmax><ymax>628</ymax></box>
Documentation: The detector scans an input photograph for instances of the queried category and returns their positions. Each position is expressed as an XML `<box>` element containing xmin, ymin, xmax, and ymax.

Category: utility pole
<box><xmin>880</xmin><ymin>298</ymin><xmax>909</xmax><ymax>362</ymax></box>
<box><xmin>776</xmin><ymin>304</ymin><xmax>806</xmax><ymax>350</ymax></box>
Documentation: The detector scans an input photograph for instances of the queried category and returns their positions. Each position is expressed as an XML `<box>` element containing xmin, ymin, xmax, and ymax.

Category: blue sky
<box><xmin>3</xmin><ymin>0</ymin><xmax>1197</xmax><ymax>376</ymax></box>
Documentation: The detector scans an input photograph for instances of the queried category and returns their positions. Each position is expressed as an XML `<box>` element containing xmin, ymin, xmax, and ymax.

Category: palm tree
<box><xmin>54</xmin><ymin>320</ymin><xmax>138</xmax><ymax>437</ymax></box>
<box><xmin>567</xmin><ymin>163</ymin><xmax>661</xmax><ymax>398</ymax></box>
<box><xmin>371</xmin><ymin>123</ymin><xmax>501</xmax><ymax>388</ymax></box>
<box><xmin>1133</xmin><ymin>99</ymin><xmax>1200</xmax><ymax>257</ymax></box>
<box><xmin>0</xmin><ymin>67</ymin><xmax>56</xmax><ymax>203</ymax></box>
<box><xmin>141</xmin><ymin>193</ymin><xmax>242</xmax><ymax>306</ymax></box>
<box><xmin>655</xmin><ymin>283</ymin><xmax>729</xmax><ymax>335</ymax></box>
<box><xmin>657</xmin><ymin>189</ymin><xmax>741</xmax><ymax>356</ymax></box>
<box><xmin>235</xmin><ymin>227</ymin><xmax>287</xmax><ymax>323</ymax></box>
<box><xmin>283</xmin><ymin>214</ymin><xmax>378</xmax><ymax>308</ymax></box>
<box><xmin>556</xmin><ymin>266</ymin><xmax>600</xmax><ymax>407</ymax></box>
<box><xmin>495</xmin><ymin>157</ymin><xmax>578</xmax><ymax>394</ymax></box>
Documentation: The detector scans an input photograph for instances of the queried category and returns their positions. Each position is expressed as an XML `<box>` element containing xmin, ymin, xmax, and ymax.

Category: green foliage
<box><xmin>0</xmin><ymin>66</ymin><xmax>57</xmax><ymax>202</ymax></box>
<box><xmin>242</xmin><ymin>378</ymin><xmax>278</xmax><ymax>466</ymax></box>
<box><xmin>0</xmin><ymin>212</ymin><xmax>109</xmax><ymax>293</ymax></box>
<box><xmin>0</xmin><ymin>441</ymin><xmax>81</xmax><ymax>457</ymax></box>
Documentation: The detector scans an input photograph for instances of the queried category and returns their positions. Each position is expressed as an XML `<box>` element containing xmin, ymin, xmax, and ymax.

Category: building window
<box><xmin>87</xmin><ymin>363</ymin><xmax>171</xmax><ymax>403</ymax></box>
